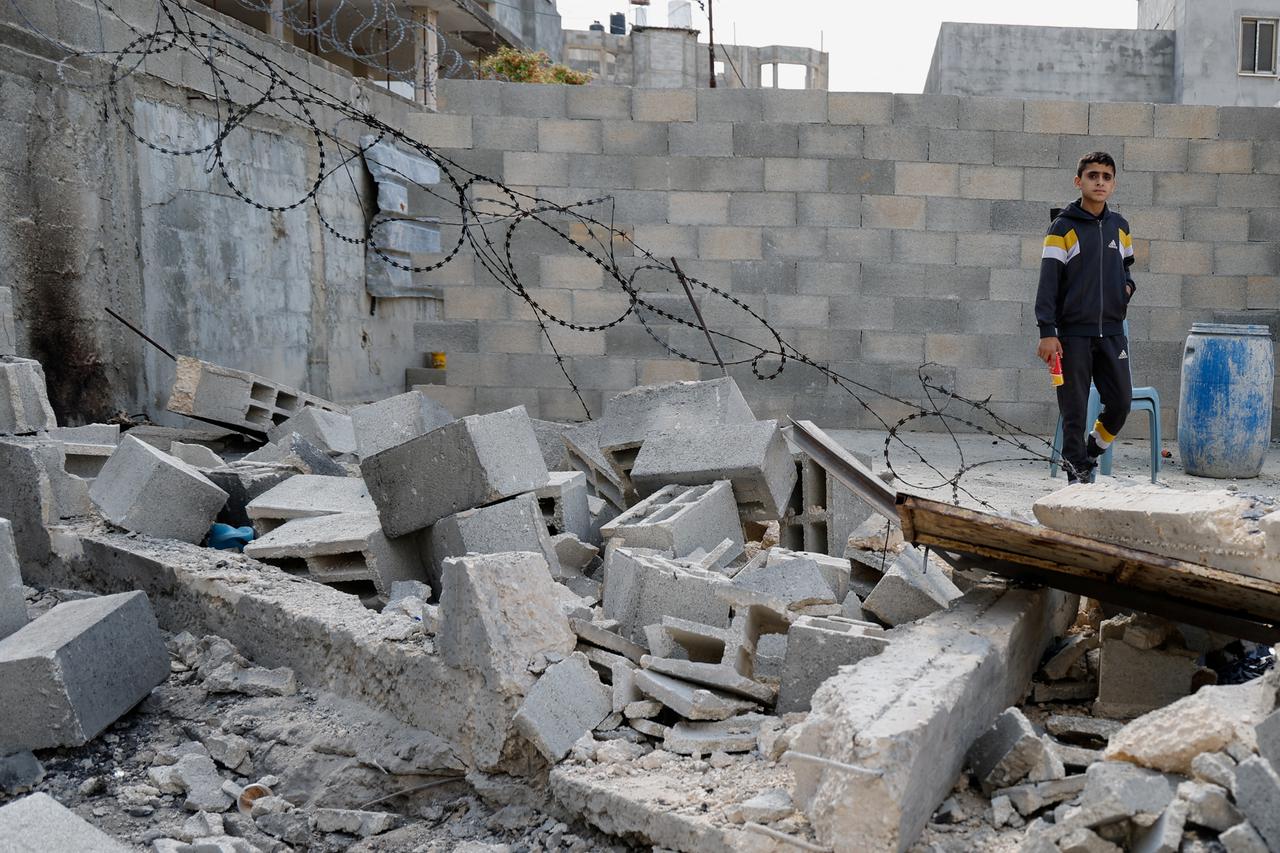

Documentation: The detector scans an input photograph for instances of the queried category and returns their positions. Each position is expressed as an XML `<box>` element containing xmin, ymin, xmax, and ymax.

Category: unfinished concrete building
<box><xmin>2</xmin><ymin>0</ymin><xmax>1280</xmax><ymax>851</ymax></box>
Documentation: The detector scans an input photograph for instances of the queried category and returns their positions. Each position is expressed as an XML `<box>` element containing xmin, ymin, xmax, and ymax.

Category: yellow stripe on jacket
<box><xmin>1042</xmin><ymin>228</ymin><xmax>1080</xmax><ymax>264</ymax></box>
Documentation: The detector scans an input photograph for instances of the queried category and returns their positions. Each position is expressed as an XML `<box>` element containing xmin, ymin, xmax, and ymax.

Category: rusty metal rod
<box><xmin>671</xmin><ymin>256</ymin><xmax>728</xmax><ymax>378</ymax></box>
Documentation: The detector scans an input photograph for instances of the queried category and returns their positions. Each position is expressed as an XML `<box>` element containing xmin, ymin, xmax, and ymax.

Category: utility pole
<box><xmin>707</xmin><ymin>0</ymin><xmax>716</xmax><ymax>88</ymax></box>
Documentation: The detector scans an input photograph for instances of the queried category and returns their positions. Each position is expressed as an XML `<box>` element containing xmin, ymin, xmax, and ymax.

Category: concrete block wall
<box><xmin>418</xmin><ymin>80</ymin><xmax>1280</xmax><ymax>436</ymax></box>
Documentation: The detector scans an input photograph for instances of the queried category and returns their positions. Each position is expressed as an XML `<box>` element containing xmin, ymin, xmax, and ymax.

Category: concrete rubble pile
<box><xmin>3</xmin><ymin>357</ymin><xmax>1279</xmax><ymax>853</ymax></box>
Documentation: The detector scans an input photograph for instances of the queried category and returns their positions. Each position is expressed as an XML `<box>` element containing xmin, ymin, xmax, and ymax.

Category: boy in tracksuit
<box><xmin>1035</xmin><ymin>152</ymin><xmax>1136</xmax><ymax>484</ymax></box>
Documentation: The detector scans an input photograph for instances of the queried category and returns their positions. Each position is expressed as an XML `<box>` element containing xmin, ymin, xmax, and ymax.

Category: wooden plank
<box><xmin>898</xmin><ymin>494</ymin><xmax>1280</xmax><ymax>623</ymax></box>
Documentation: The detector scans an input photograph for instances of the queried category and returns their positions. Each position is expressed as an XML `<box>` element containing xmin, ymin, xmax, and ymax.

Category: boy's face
<box><xmin>1074</xmin><ymin>163</ymin><xmax>1116</xmax><ymax>205</ymax></box>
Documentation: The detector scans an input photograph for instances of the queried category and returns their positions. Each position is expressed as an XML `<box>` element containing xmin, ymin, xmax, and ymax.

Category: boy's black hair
<box><xmin>1076</xmin><ymin>151</ymin><xmax>1117</xmax><ymax>178</ymax></box>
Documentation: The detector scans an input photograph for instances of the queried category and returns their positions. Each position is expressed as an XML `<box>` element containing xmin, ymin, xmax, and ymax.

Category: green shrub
<box><xmin>477</xmin><ymin>47</ymin><xmax>591</xmax><ymax>85</ymax></box>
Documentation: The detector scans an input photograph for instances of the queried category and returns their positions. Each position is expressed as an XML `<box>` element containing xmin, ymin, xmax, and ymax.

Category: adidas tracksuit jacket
<box><xmin>1035</xmin><ymin>200</ymin><xmax>1136</xmax><ymax>479</ymax></box>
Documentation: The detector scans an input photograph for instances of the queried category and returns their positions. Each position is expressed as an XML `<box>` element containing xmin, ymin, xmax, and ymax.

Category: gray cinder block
<box><xmin>602</xmin><ymin>547</ymin><xmax>732</xmax><ymax>644</ymax></box>
<box><xmin>967</xmin><ymin>707</ymin><xmax>1051</xmax><ymax>794</ymax></box>
<box><xmin>862</xmin><ymin>545</ymin><xmax>963</xmax><ymax>626</ymax></box>
<box><xmin>0</xmin><ymin>518</ymin><xmax>26</xmax><ymax>641</ymax></box>
<box><xmin>245</xmin><ymin>474</ymin><xmax>375</xmax><ymax>534</ymax></box>
<box><xmin>0</xmin><ymin>793</ymin><xmax>131</xmax><ymax>852</ymax></box>
<box><xmin>203</xmin><ymin>463</ymin><xmax>293</xmax><ymax>528</ymax></box>
<box><xmin>0</xmin><ymin>356</ymin><xmax>56</xmax><ymax>435</ymax></box>
<box><xmin>266</xmin><ymin>407</ymin><xmax>356</xmax><ymax>457</ymax></box>
<box><xmin>350</xmin><ymin>390</ymin><xmax>455</xmax><ymax>460</ymax></box>
<box><xmin>630</xmin><ymin>420</ymin><xmax>796</xmax><ymax>521</ymax></box>
<box><xmin>513</xmin><ymin>652</ymin><xmax>611</xmax><ymax>763</ymax></box>
<box><xmin>241</xmin><ymin>431</ymin><xmax>347</xmax><ymax>477</ymax></box>
<box><xmin>600</xmin><ymin>481</ymin><xmax>744</xmax><ymax>560</ymax></box>
<box><xmin>428</xmin><ymin>493</ymin><xmax>564</xmax><ymax>589</ymax></box>
<box><xmin>0</xmin><ymin>591</ymin><xmax>168</xmax><ymax>752</ymax></box>
<box><xmin>89</xmin><ymin>436</ymin><xmax>230</xmax><ymax>544</ymax></box>
<box><xmin>535</xmin><ymin>471</ymin><xmax>591</xmax><ymax>541</ymax></box>
<box><xmin>778</xmin><ymin>615</ymin><xmax>889</xmax><ymax>713</ymax></box>
<box><xmin>563</xmin><ymin>421</ymin><xmax>626</xmax><ymax>510</ymax></box>
<box><xmin>361</xmin><ymin>407</ymin><xmax>548</xmax><ymax>537</ymax></box>
<box><xmin>732</xmin><ymin>553</ymin><xmax>836</xmax><ymax>610</ymax></box>
<box><xmin>167</xmin><ymin>355</ymin><xmax>344</xmax><ymax>435</ymax></box>
<box><xmin>0</xmin><ymin>286</ymin><xmax>13</xmax><ymax>357</ymax></box>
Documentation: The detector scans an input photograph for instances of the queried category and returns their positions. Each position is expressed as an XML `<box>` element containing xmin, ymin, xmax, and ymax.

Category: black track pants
<box><xmin>1057</xmin><ymin>334</ymin><xmax>1132</xmax><ymax>476</ymax></box>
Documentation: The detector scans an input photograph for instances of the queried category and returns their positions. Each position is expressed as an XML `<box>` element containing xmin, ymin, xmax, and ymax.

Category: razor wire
<box><xmin>10</xmin><ymin>0</ymin><xmax>1095</xmax><ymax>510</ymax></box>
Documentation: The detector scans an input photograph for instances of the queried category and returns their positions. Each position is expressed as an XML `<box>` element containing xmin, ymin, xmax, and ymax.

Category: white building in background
<box><xmin>925</xmin><ymin>0</ymin><xmax>1280</xmax><ymax>106</ymax></box>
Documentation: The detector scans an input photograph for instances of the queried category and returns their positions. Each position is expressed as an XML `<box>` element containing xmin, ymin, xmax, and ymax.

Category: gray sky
<box><xmin>554</xmin><ymin>1</ymin><xmax>1140</xmax><ymax>93</ymax></box>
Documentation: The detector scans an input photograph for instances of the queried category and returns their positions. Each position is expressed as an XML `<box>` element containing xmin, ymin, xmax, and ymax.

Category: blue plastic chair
<box><xmin>1049</xmin><ymin>322</ymin><xmax>1162</xmax><ymax>483</ymax></box>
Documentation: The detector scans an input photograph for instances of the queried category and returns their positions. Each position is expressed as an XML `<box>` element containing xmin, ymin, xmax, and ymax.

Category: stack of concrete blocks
<box><xmin>596</xmin><ymin>378</ymin><xmax>757</xmax><ymax>505</ymax></box>
<box><xmin>427</xmin><ymin>492</ymin><xmax>564</xmax><ymax>588</ymax></box>
<box><xmin>350</xmin><ymin>390</ymin><xmax>454</xmax><ymax>460</ymax></box>
<box><xmin>603</xmin><ymin>546</ymin><xmax>733</xmax><ymax>644</ymax></box>
<box><xmin>0</xmin><ymin>591</ymin><xmax>168</xmax><ymax>752</ymax></box>
<box><xmin>88</xmin><ymin>435</ymin><xmax>230</xmax><ymax>544</ymax></box>
<box><xmin>629</xmin><ymin>419</ymin><xmax>797</xmax><ymax>522</ymax></box>
<box><xmin>0</xmin><ymin>519</ymin><xmax>27</xmax><ymax>641</ymax></box>
<box><xmin>44</xmin><ymin>424</ymin><xmax>120</xmax><ymax>480</ymax></box>
<box><xmin>0</xmin><ymin>793</ymin><xmax>131</xmax><ymax>852</ymax></box>
<box><xmin>600</xmin><ymin>481</ymin><xmax>744</xmax><ymax>561</ymax></box>
<box><xmin>166</xmin><ymin>355</ymin><xmax>346</xmax><ymax>436</ymax></box>
<box><xmin>267</xmin><ymin>407</ymin><xmax>357</xmax><ymax>459</ymax></box>
<box><xmin>777</xmin><ymin>615</ymin><xmax>890</xmax><ymax>713</ymax></box>
<box><xmin>535</xmin><ymin>471</ymin><xmax>592</xmax><ymax>542</ymax></box>
<box><xmin>862</xmin><ymin>544</ymin><xmax>965</xmax><ymax>627</ymax></box>
<box><xmin>245</xmin><ymin>512</ymin><xmax>425</xmax><ymax>595</ymax></box>
<box><xmin>0</xmin><ymin>356</ymin><xmax>56</xmax><ymax>435</ymax></box>
<box><xmin>1094</xmin><ymin>614</ymin><xmax>1206</xmax><ymax>719</ymax></box>
<box><xmin>360</xmin><ymin>136</ymin><xmax>442</xmax><ymax>297</ymax></box>
<box><xmin>778</xmin><ymin>445</ymin><xmax>875</xmax><ymax>557</ymax></box>
<box><xmin>563</xmin><ymin>420</ymin><xmax>627</xmax><ymax>511</ymax></box>
<box><xmin>246</xmin><ymin>475</ymin><xmax>377</xmax><ymax>534</ymax></box>
<box><xmin>0</xmin><ymin>286</ymin><xmax>14</xmax><ymax>357</ymax></box>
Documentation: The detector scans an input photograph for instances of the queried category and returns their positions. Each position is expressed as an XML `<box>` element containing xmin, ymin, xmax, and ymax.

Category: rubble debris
<box><xmin>0</xmin><ymin>517</ymin><xmax>27</xmax><ymax>640</ymax></box>
<box><xmin>202</xmin><ymin>462</ymin><xmax>293</xmax><ymax>527</ymax></box>
<box><xmin>600</xmin><ymin>480</ymin><xmax>744</xmax><ymax>560</ymax></box>
<box><xmin>0</xmin><ymin>792</ymin><xmax>131</xmax><ymax>852</ymax></box>
<box><xmin>1042</xmin><ymin>632</ymin><xmax>1100</xmax><ymax>681</ymax></box>
<box><xmin>0</xmin><ymin>355</ymin><xmax>57</xmax><ymax>435</ymax></box>
<box><xmin>350</xmin><ymin>389</ymin><xmax>454</xmax><ymax>460</ymax></box>
<box><xmin>766</xmin><ymin>547</ymin><xmax>852</xmax><ymax>603</ymax></box>
<box><xmin>536</xmin><ymin>471</ymin><xmax>592</xmax><ymax>542</ymax></box>
<box><xmin>0</xmin><ymin>749</ymin><xmax>43</xmax><ymax>794</ymax></box>
<box><xmin>563</xmin><ymin>420</ymin><xmax>626</xmax><ymax>510</ymax></box>
<box><xmin>553</xmin><ymin>533</ymin><xmax>599</xmax><ymax>574</ymax></box>
<box><xmin>629</xmin><ymin>420</ymin><xmax>797</xmax><ymax>521</ymax></box>
<box><xmin>48</xmin><ymin>424</ymin><xmax>120</xmax><ymax>479</ymax></box>
<box><xmin>168</xmin><ymin>441</ymin><xmax>226</xmax><ymax>470</ymax></box>
<box><xmin>312</xmin><ymin>807</ymin><xmax>398</xmax><ymax>837</ymax></box>
<box><xmin>967</xmin><ymin>707</ymin><xmax>1059</xmax><ymax>794</ymax></box>
<box><xmin>361</xmin><ymin>406</ymin><xmax>548</xmax><ymax>536</ymax></box>
<box><xmin>246</xmin><ymin>510</ymin><xmax>427</xmax><ymax>593</ymax></box>
<box><xmin>266</xmin><ymin>407</ymin><xmax>356</xmax><ymax>457</ymax></box>
<box><xmin>244</xmin><ymin>474</ymin><xmax>374</xmax><ymax>533</ymax></box>
<box><xmin>1034</xmin><ymin>481</ymin><xmax>1280</xmax><ymax>582</ymax></box>
<box><xmin>240</xmin><ymin>431</ymin><xmax>347</xmax><ymax>476</ymax></box>
<box><xmin>779</xmin><ymin>447</ymin><xmax>876</xmax><ymax>556</ymax></box>
<box><xmin>570</xmin><ymin>618</ymin><xmax>645</xmax><ymax>663</ymax></box>
<box><xmin>995</xmin><ymin>774</ymin><xmax>1089</xmax><ymax>816</ymax></box>
<box><xmin>429</xmin><ymin>492</ymin><xmax>564</xmax><ymax>587</ymax></box>
<box><xmin>791</xmin><ymin>586</ymin><xmax>1074</xmax><ymax>851</ymax></box>
<box><xmin>529</xmin><ymin>418</ymin><xmax>571</xmax><ymax>470</ymax></box>
<box><xmin>777</xmin><ymin>615</ymin><xmax>889</xmax><ymax>713</ymax></box>
<box><xmin>166</xmin><ymin>355</ymin><xmax>345</xmax><ymax>435</ymax></box>
<box><xmin>1102</xmin><ymin>671</ymin><xmax>1278</xmax><ymax>773</ymax></box>
<box><xmin>0</xmin><ymin>286</ymin><xmax>12</xmax><ymax>357</ymax></box>
<box><xmin>602</xmin><ymin>547</ymin><xmax>732</xmax><ymax>643</ymax></box>
<box><xmin>732</xmin><ymin>551</ymin><xmax>838</xmax><ymax>610</ymax></box>
<box><xmin>725</xmin><ymin>787</ymin><xmax>794</xmax><ymax>824</ymax></box>
<box><xmin>633</xmin><ymin>669</ymin><xmax>759</xmax><ymax>721</ymax></box>
<box><xmin>514</xmin><ymin>652</ymin><xmax>612</xmax><ymax>762</ymax></box>
<box><xmin>861</xmin><ymin>544</ymin><xmax>963</xmax><ymax>626</ymax></box>
<box><xmin>1221</xmin><ymin>820</ymin><xmax>1271</xmax><ymax>852</ymax></box>
<box><xmin>89</xmin><ymin>435</ymin><xmax>230</xmax><ymax>543</ymax></box>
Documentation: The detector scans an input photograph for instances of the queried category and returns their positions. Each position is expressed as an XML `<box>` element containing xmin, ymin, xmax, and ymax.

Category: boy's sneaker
<box><xmin>1067</xmin><ymin>460</ymin><xmax>1097</xmax><ymax>485</ymax></box>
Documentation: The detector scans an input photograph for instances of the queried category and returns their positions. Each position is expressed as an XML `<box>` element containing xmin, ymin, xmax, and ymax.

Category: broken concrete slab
<box><xmin>1046</xmin><ymin>715</ymin><xmax>1122</xmax><ymax>743</ymax></box>
<box><xmin>640</xmin><ymin>655</ymin><xmax>775</xmax><ymax>704</ymax></box>
<box><xmin>89</xmin><ymin>435</ymin><xmax>230</xmax><ymax>544</ymax></box>
<box><xmin>731</xmin><ymin>552</ymin><xmax>837</xmax><ymax>610</ymax></box>
<box><xmin>312</xmin><ymin>807</ymin><xmax>398</xmax><ymax>837</ymax></box>
<box><xmin>663</xmin><ymin>713</ymin><xmax>768</xmax><ymax>755</ymax></box>
<box><xmin>361</xmin><ymin>406</ymin><xmax>548</xmax><ymax>537</ymax></box>
<box><xmin>766</xmin><ymin>547</ymin><xmax>851</xmax><ymax>603</ymax></box>
<box><xmin>570</xmin><ymin>618</ymin><xmax>646</xmax><ymax>663</ymax></box>
<box><xmin>602</xmin><ymin>547</ymin><xmax>732</xmax><ymax>644</ymax></box>
<box><xmin>350</xmin><ymin>390</ymin><xmax>454</xmax><ymax>460</ymax></box>
<box><xmin>777</xmin><ymin>615</ymin><xmax>890</xmax><ymax>714</ymax></box>
<box><xmin>1063</xmin><ymin>760</ymin><xmax>1176</xmax><ymax>829</ymax></box>
<box><xmin>600</xmin><ymin>481</ymin><xmax>743</xmax><ymax>559</ymax></box>
<box><xmin>1034</xmin><ymin>482</ymin><xmax>1280</xmax><ymax>582</ymax></box>
<box><xmin>266</xmin><ymin>407</ymin><xmax>356</xmax><ymax>456</ymax></box>
<box><xmin>1178</xmin><ymin>779</ymin><xmax>1241</xmax><ymax>832</ymax></box>
<box><xmin>203</xmin><ymin>463</ymin><xmax>294</xmax><ymax>528</ymax></box>
<box><xmin>1103</xmin><ymin>672</ymin><xmax>1278</xmax><ymax>773</ymax></box>
<box><xmin>633</xmin><ymin>669</ymin><xmax>759</xmax><ymax>721</ymax></box>
<box><xmin>535</xmin><ymin>471</ymin><xmax>591</xmax><ymax>541</ymax></box>
<box><xmin>167</xmin><ymin>355</ymin><xmax>345</xmax><ymax>435</ymax></box>
<box><xmin>629</xmin><ymin>420</ymin><xmax>796</xmax><ymax>521</ymax></box>
<box><xmin>791</xmin><ymin>585</ymin><xmax>1075</xmax><ymax>852</ymax></box>
<box><xmin>168</xmin><ymin>442</ymin><xmax>226</xmax><ymax>470</ymax></box>
<box><xmin>563</xmin><ymin>421</ymin><xmax>626</xmax><ymax>510</ymax></box>
<box><xmin>514</xmin><ymin>652</ymin><xmax>612</xmax><ymax>763</ymax></box>
<box><xmin>553</xmin><ymin>533</ymin><xmax>598</xmax><ymax>574</ymax></box>
<box><xmin>244</xmin><ymin>475</ymin><xmax>374</xmax><ymax>533</ymax></box>
<box><xmin>861</xmin><ymin>545</ymin><xmax>963</xmax><ymax>627</ymax></box>
<box><xmin>1233</xmin><ymin>756</ymin><xmax>1280</xmax><ymax>850</ymax></box>
<box><xmin>244</xmin><ymin>512</ymin><xmax>425</xmax><ymax>594</ymax></box>
<box><xmin>0</xmin><ymin>518</ymin><xmax>27</xmax><ymax>641</ymax></box>
<box><xmin>0</xmin><ymin>792</ymin><xmax>131</xmax><ymax>852</ymax></box>
<box><xmin>241</xmin><ymin>432</ymin><xmax>347</xmax><ymax>477</ymax></box>
<box><xmin>530</xmin><ymin>418</ymin><xmax>571</xmax><ymax>471</ymax></box>
<box><xmin>0</xmin><ymin>356</ymin><xmax>56</xmax><ymax>435</ymax></box>
<box><xmin>1042</xmin><ymin>633</ymin><xmax>1101</xmax><ymax>681</ymax></box>
<box><xmin>967</xmin><ymin>707</ymin><xmax>1053</xmax><ymax>794</ymax></box>
<box><xmin>1095</xmin><ymin>638</ymin><xmax>1204</xmax><ymax>719</ymax></box>
<box><xmin>0</xmin><ymin>591</ymin><xmax>168</xmax><ymax>752</ymax></box>
<box><xmin>597</xmin><ymin>378</ymin><xmax>755</xmax><ymax>473</ymax></box>
<box><xmin>428</xmin><ymin>493</ymin><xmax>564</xmax><ymax>588</ymax></box>
<box><xmin>994</xmin><ymin>774</ymin><xmax>1088</xmax><ymax>817</ymax></box>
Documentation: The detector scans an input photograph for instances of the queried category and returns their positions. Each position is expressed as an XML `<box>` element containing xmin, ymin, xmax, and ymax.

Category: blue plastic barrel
<box><xmin>1177</xmin><ymin>323</ymin><xmax>1274</xmax><ymax>479</ymax></box>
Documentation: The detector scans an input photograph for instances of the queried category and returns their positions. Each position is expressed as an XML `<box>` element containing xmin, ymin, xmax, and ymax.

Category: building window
<box><xmin>1240</xmin><ymin>17</ymin><xmax>1277</xmax><ymax>75</ymax></box>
